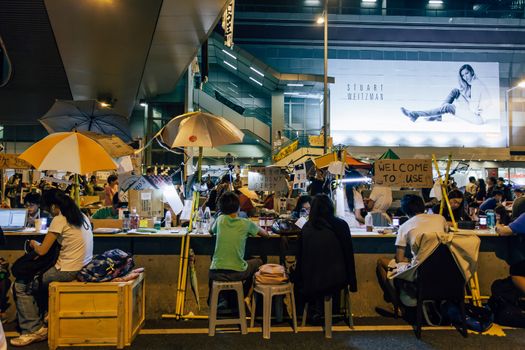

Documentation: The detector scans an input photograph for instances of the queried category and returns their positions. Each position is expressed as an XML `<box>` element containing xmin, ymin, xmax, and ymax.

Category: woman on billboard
<box><xmin>400</xmin><ymin>64</ymin><xmax>489</xmax><ymax>125</ymax></box>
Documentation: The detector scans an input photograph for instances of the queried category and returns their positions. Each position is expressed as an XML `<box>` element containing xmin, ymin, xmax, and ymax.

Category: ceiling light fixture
<box><xmin>284</xmin><ymin>92</ymin><xmax>300</xmax><ymax>95</ymax></box>
<box><xmin>223</xmin><ymin>60</ymin><xmax>237</xmax><ymax>70</ymax></box>
<box><xmin>249</xmin><ymin>77</ymin><xmax>263</xmax><ymax>86</ymax></box>
<box><xmin>287</xmin><ymin>83</ymin><xmax>304</xmax><ymax>87</ymax></box>
<box><xmin>428</xmin><ymin>0</ymin><xmax>443</xmax><ymax>4</ymax></box>
<box><xmin>250</xmin><ymin>67</ymin><xmax>264</xmax><ymax>77</ymax></box>
<box><xmin>221</xmin><ymin>49</ymin><xmax>237</xmax><ymax>59</ymax></box>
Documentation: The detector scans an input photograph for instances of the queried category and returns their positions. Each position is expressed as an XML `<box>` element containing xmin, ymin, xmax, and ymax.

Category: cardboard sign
<box><xmin>248</xmin><ymin>167</ymin><xmax>287</xmax><ymax>192</ymax></box>
<box><xmin>0</xmin><ymin>154</ymin><xmax>32</xmax><ymax>169</ymax></box>
<box><xmin>374</xmin><ymin>159</ymin><xmax>433</xmax><ymax>188</ymax></box>
<box><xmin>273</xmin><ymin>140</ymin><xmax>298</xmax><ymax>162</ymax></box>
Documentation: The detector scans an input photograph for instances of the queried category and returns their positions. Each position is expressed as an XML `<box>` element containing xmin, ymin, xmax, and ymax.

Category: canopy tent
<box><xmin>314</xmin><ymin>152</ymin><xmax>371</xmax><ymax>169</ymax></box>
<box><xmin>378</xmin><ymin>148</ymin><xmax>400</xmax><ymax>160</ymax></box>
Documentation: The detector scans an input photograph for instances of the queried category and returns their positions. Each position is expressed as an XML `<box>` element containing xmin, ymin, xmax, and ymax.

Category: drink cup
<box><xmin>35</xmin><ymin>219</ymin><xmax>42</xmax><ymax>232</ymax></box>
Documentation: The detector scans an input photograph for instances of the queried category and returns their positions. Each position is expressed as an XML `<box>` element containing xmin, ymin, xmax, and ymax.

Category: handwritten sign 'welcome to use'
<box><xmin>374</xmin><ymin>159</ymin><xmax>433</xmax><ymax>188</ymax></box>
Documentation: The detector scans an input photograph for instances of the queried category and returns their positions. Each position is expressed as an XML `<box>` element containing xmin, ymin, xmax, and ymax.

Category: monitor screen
<box><xmin>0</xmin><ymin>210</ymin><xmax>10</xmax><ymax>227</ymax></box>
<box><xmin>0</xmin><ymin>209</ymin><xmax>26</xmax><ymax>228</ymax></box>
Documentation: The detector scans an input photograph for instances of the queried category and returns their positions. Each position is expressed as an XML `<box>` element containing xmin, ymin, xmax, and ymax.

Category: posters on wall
<box><xmin>329</xmin><ymin>60</ymin><xmax>503</xmax><ymax>147</ymax></box>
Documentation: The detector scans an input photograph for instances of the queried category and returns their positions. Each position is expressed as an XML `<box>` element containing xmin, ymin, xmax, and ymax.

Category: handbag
<box><xmin>254</xmin><ymin>264</ymin><xmax>288</xmax><ymax>285</ymax></box>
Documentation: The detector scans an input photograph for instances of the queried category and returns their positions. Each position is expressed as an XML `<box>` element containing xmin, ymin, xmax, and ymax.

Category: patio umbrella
<box><xmin>79</xmin><ymin>130</ymin><xmax>135</xmax><ymax>158</ymax></box>
<box><xmin>18</xmin><ymin>132</ymin><xmax>117</xmax><ymax>174</ymax></box>
<box><xmin>39</xmin><ymin>100</ymin><xmax>132</xmax><ymax>142</ymax></box>
<box><xmin>158</xmin><ymin>111</ymin><xmax>244</xmax><ymax>179</ymax></box>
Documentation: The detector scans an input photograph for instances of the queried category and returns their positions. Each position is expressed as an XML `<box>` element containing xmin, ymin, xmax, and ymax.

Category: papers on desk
<box><xmin>295</xmin><ymin>216</ymin><xmax>307</xmax><ymax>229</ymax></box>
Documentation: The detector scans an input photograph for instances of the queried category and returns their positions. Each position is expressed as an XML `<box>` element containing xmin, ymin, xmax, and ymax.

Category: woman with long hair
<box><xmin>295</xmin><ymin>194</ymin><xmax>357</xmax><ymax>323</ymax></box>
<box><xmin>476</xmin><ymin>178</ymin><xmax>487</xmax><ymax>203</ymax></box>
<box><xmin>11</xmin><ymin>190</ymin><xmax>93</xmax><ymax>347</ymax></box>
<box><xmin>401</xmin><ymin>64</ymin><xmax>489</xmax><ymax>125</ymax></box>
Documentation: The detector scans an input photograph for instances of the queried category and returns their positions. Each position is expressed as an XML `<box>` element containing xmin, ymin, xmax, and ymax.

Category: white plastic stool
<box><xmin>250</xmin><ymin>282</ymin><xmax>298</xmax><ymax>339</ymax></box>
<box><xmin>301</xmin><ymin>287</ymin><xmax>353</xmax><ymax>339</ymax></box>
<box><xmin>208</xmin><ymin>281</ymin><xmax>247</xmax><ymax>336</ymax></box>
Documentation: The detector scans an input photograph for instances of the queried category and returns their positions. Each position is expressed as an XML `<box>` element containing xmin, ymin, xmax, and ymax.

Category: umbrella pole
<box><xmin>74</xmin><ymin>174</ymin><xmax>80</xmax><ymax>207</ymax></box>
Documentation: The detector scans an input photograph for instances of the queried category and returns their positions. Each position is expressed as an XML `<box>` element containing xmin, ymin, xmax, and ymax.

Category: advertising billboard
<box><xmin>329</xmin><ymin>60</ymin><xmax>503</xmax><ymax>147</ymax></box>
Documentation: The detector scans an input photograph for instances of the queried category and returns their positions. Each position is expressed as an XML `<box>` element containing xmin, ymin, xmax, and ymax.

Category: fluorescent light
<box><xmin>287</xmin><ymin>83</ymin><xmax>304</xmax><ymax>87</ymax></box>
<box><xmin>428</xmin><ymin>0</ymin><xmax>443</xmax><ymax>4</ymax></box>
<box><xmin>249</xmin><ymin>77</ymin><xmax>263</xmax><ymax>86</ymax></box>
<box><xmin>221</xmin><ymin>49</ymin><xmax>236</xmax><ymax>59</ymax></box>
<box><xmin>305</xmin><ymin>0</ymin><xmax>320</xmax><ymax>5</ymax></box>
<box><xmin>250</xmin><ymin>67</ymin><xmax>264</xmax><ymax>77</ymax></box>
<box><xmin>362</xmin><ymin>0</ymin><xmax>376</xmax><ymax>2</ymax></box>
<box><xmin>284</xmin><ymin>92</ymin><xmax>300</xmax><ymax>95</ymax></box>
<box><xmin>256</xmin><ymin>139</ymin><xmax>260</xmax><ymax>142</ymax></box>
<box><xmin>139</xmin><ymin>102</ymin><xmax>147</xmax><ymax>107</ymax></box>
<box><xmin>227</xmin><ymin>87</ymin><xmax>238</xmax><ymax>94</ymax></box>
<box><xmin>223</xmin><ymin>60</ymin><xmax>237</xmax><ymax>70</ymax></box>
<box><xmin>316</xmin><ymin>16</ymin><xmax>324</xmax><ymax>24</ymax></box>
<box><xmin>229</xmin><ymin>82</ymin><xmax>238</xmax><ymax>88</ymax></box>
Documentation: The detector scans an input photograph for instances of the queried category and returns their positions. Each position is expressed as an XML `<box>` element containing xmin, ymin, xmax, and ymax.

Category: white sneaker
<box><xmin>10</xmin><ymin>326</ymin><xmax>48</xmax><ymax>347</ymax></box>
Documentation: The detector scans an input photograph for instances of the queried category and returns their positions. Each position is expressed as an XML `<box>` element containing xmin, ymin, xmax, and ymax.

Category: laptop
<box><xmin>0</xmin><ymin>208</ymin><xmax>27</xmax><ymax>231</ymax></box>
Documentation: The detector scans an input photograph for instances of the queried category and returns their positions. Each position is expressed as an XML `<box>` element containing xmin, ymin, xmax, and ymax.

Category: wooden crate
<box><xmin>48</xmin><ymin>273</ymin><xmax>145</xmax><ymax>350</ymax></box>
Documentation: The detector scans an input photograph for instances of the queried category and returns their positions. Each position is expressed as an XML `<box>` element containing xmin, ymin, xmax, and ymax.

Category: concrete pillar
<box><xmin>271</xmin><ymin>91</ymin><xmax>285</xmax><ymax>146</ymax></box>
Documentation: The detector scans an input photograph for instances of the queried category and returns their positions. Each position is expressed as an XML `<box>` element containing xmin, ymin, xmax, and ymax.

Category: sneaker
<box><xmin>400</xmin><ymin>107</ymin><xmax>418</xmax><ymax>122</ymax></box>
<box><xmin>10</xmin><ymin>326</ymin><xmax>47</xmax><ymax>347</ymax></box>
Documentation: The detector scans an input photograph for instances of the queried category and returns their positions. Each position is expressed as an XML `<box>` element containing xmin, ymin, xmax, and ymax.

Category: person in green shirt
<box><xmin>209</xmin><ymin>191</ymin><xmax>268</xmax><ymax>291</ymax></box>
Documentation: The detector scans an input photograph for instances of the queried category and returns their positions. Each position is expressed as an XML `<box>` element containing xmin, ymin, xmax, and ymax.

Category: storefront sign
<box><xmin>0</xmin><ymin>154</ymin><xmax>32</xmax><ymax>169</ymax></box>
<box><xmin>222</xmin><ymin>0</ymin><xmax>235</xmax><ymax>48</ymax></box>
<box><xmin>273</xmin><ymin>140</ymin><xmax>299</xmax><ymax>162</ymax></box>
<box><xmin>374</xmin><ymin>159</ymin><xmax>433</xmax><ymax>188</ymax></box>
<box><xmin>248</xmin><ymin>167</ymin><xmax>287</xmax><ymax>192</ymax></box>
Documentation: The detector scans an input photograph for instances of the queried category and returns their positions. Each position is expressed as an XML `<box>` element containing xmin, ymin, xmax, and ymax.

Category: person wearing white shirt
<box><xmin>368</xmin><ymin>184</ymin><xmax>393</xmax><ymax>214</ymax></box>
<box><xmin>11</xmin><ymin>190</ymin><xmax>93</xmax><ymax>347</ymax></box>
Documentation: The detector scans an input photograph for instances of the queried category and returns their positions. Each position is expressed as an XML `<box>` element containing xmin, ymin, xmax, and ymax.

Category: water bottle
<box><xmin>486</xmin><ymin>209</ymin><xmax>496</xmax><ymax>233</ymax></box>
<box><xmin>165</xmin><ymin>210</ymin><xmax>172</xmax><ymax>229</ymax></box>
<box><xmin>202</xmin><ymin>207</ymin><xmax>211</xmax><ymax>233</ymax></box>
<box><xmin>194</xmin><ymin>208</ymin><xmax>204</xmax><ymax>233</ymax></box>
<box><xmin>122</xmin><ymin>211</ymin><xmax>130</xmax><ymax>232</ymax></box>
<box><xmin>130</xmin><ymin>208</ymin><xmax>139</xmax><ymax>230</ymax></box>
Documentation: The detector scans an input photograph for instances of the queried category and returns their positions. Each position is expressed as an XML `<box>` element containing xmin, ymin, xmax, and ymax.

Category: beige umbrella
<box><xmin>158</xmin><ymin>111</ymin><xmax>244</xmax><ymax>179</ymax></box>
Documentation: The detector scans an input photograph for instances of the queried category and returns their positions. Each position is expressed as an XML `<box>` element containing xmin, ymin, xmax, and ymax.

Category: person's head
<box><xmin>107</xmin><ymin>174</ymin><xmax>118</xmax><ymax>186</ymax></box>
<box><xmin>146</xmin><ymin>167</ymin><xmax>154</xmax><ymax>176</ymax></box>
<box><xmin>24</xmin><ymin>192</ymin><xmax>42</xmax><ymax>216</ymax></box>
<box><xmin>90</xmin><ymin>175</ymin><xmax>97</xmax><ymax>183</ymax></box>
<box><xmin>459</xmin><ymin>64</ymin><xmax>475</xmax><ymax>85</ymax></box>
<box><xmin>42</xmin><ymin>189</ymin><xmax>85</xmax><ymax>227</ymax></box>
<box><xmin>492</xmin><ymin>190</ymin><xmax>504</xmax><ymax>202</ymax></box>
<box><xmin>497</xmin><ymin>177</ymin><xmax>506</xmax><ymax>187</ymax></box>
<box><xmin>469</xmin><ymin>176</ymin><xmax>476</xmax><ymax>183</ymax></box>
<box><xmin>478</xmin><ymin>178</ymin><xmax>486</xmax><ymax>189</ymax></box>
<box><xmin>400</xmin><ymin>194</ymin><xmax>425</xmax><ymax>217</ymax></box>
<box><xmin>514</xmin><ymin>188</ymin><xmax>524</xmax><ymax>199</ymax></box>
<box><xmin>495</xmin><ymin>204</ymin><xmax>511</xmax><ymax>225</ymax></box>
<box><xmin>448</xmin><ymin>190</ymin><xmax>464</xmax><ymax>210</ymax></box>
<box><xmin>308</xmin><ymin>194</ymin><xmax>335</xmax><ymax>227</ymax></box>
<box><xmin>218</xmin><ymin>191</ymin><xmax>240</xmax><ymax>215</ymax></box>
<box><xmin>487</xmin><ymin>176</ymin><xmax>497</xmax><ymax>187</ymax></box>
<box><xmin>220</xmin><ymin>174</ymin><xmax>231</xmax><ymax>184</ymax></box>
<box><xmin>293</xmin><ymin>195</ymin><xmax>311</xmax><ymax>214</ymax></box>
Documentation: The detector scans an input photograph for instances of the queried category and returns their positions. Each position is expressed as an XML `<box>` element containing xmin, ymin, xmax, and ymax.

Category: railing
<box><xmin>201</xmin><ymin>82</ymin><xmax>272</xmax><ymax>126</ymax></box>
<box><xmin>236</xmin><ymin>3</ymin><xmax>525</xmax><ymax>19</ymax></box>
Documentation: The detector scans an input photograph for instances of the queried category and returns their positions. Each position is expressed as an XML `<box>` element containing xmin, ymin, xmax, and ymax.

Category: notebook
<box><xmin>0</xmin><ymin>208</ymin><xmax>27</xmax><ymax>231</ymax></box>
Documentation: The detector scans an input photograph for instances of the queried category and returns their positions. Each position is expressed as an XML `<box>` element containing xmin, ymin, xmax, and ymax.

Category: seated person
<box><xmin>496</xmin><ymin>212</ymin><xmax>525</xmax><ymax>295</ymax></box>
<box><xmin>290</xmin><ymin>195</ymin><xmax>311</xmax><ymax>220</ymax></box>
<box><xmin>24</xmin><ymin>192</ymin><xmax>51</xmax><ymax>228</ymax></box>
<box><xmin>209</xmin><ymin>192</ymin><xmax>268</xmax><ymax>294</ymax></box>
<box><xmin>432</xmin><ymin>189</ymin><xmax>471</xmax><ymax>223</ymax></box>
<box><xmin>479</xmin><ymin>190</ymin><xmax>504</xmax><ymax>213</ymax></box>
<box><xmin>367</xmin><ymin>184</ymin><xmax>393</xmax><ymax>215</ymax></box>
<box><xmin>512</xmin><ymin>189</ymin><xmax>525</xmax><ymax>220</ymax></box>
<box><xmin>91</xmin><ymin>193</ymin><xmax>126</xmax><ymax>219</ymax></box>
<box><xmin>495</xmin><ymin>204</ymin><xmax>511</xmax><ymax>225</ymax></box>
<box><xmin>294</xmin><ymin>194</ymin><xmax>356</xmax><ymax>321</ymax></box>
<box><xmin>234</xmin><ymin>188</ymin><xmax>256</xmax><ymax>217</ymax></box>
<box><xmin>377</xmin><ymin>195</ymin><xmax>448</xmax><ymax>313</ymax></box>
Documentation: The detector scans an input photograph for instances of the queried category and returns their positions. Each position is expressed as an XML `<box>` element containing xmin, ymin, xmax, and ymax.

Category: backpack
<box><xmin>77</xmin><ymin>249</ymin><xmax>134</xmax><ymax>282</ymax></box>
<box><xmin>254</xmin><ymin>264</ymin><xmax>288</xmax><ymax>285</ymax></box>
<box><xmin>489</xmin><ymin>277</ymin><xmax>525</xmax><ymax>328</ymax></box>
<box><xmin>11</xmin><ymin>241</ymin><xmax>60</xmax><ymax>281</ymax></box>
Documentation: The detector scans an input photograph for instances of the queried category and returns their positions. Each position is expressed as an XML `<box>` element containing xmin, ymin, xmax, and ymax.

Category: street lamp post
<box><xmin>317</xmin><ymin>0</ymin><xmax>329</xmax><ymax>153</ymax></box>
<box><xmin>505</xmin><ymin>80</ymin><xmax>525</xmax><ymax>148</ymax></box>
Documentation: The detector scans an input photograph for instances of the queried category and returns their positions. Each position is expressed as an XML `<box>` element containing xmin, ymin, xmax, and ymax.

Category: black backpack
<box><xmin>11</xmin><ymin>241</ymin><xmax>61</xmax><ymax>282</ymax></box>
<box><xmin>489</xmin><ymin>277</ymin><xmax>525</xmax><ymax>328</ymax></box>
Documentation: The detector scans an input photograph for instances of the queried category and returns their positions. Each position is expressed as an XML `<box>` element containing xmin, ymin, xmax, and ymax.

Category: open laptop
<box><xmin>0</xmin><ymin>208</ymin><xmax>27</xmax><ymax>231</ymax></box>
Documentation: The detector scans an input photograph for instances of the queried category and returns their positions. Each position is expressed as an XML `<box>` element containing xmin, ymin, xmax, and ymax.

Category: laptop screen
<box><xmin>0</xmin><ymin>209</ymin><xmax>27</xmax><ymax>228</ymax></box>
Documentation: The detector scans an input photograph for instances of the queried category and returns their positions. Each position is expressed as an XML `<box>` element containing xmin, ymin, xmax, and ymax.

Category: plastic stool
<box><xmin>208</xmin><ymin>281</ymin><xmax>247</xmax><ymax>336</ymax></box>
<box><xmin>301</xmin><ymin>287</ymin><xmax>353</xmax><ymax>338</ymax></box>
<box><xmin>250</xmin><ymin>282</ymin><xmax>298</xmax><ymax>339</ymax></box>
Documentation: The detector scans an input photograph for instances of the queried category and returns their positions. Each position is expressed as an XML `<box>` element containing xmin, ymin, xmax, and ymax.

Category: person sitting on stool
<box><xmin>208</xmin><ymin>192</ymin><xmax>269</xmax><ymax>308</ymax></box>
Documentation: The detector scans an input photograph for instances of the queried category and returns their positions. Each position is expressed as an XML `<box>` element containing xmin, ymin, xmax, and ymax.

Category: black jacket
<box><xmin>296</xmin><ymin>216</ymin><xmax>357</xmax><ymax>298</ymax></box>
